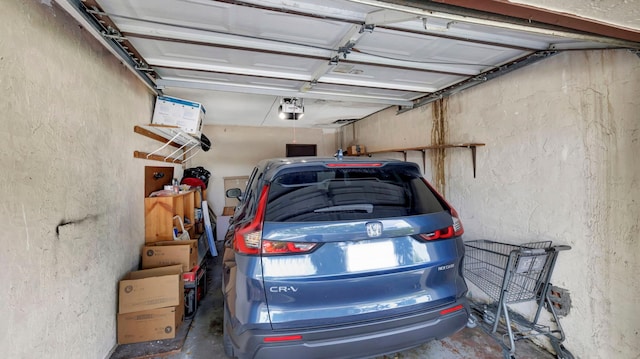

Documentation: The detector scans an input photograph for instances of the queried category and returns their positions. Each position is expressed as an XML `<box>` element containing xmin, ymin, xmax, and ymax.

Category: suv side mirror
<box><xmin>226</xmin><ymin>188</ymin><xmax>243</xmax><ymax>200</ymax></box>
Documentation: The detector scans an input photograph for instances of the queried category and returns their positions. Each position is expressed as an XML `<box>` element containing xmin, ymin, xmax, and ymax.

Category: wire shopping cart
<box><xmin>463</xmin><ymin>240</ymin><xmax>572</xmax><ymax>359</ymax></box>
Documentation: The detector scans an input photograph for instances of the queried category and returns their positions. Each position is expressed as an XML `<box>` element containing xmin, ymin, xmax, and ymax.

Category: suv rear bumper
<box><xmin>226</xmin><ymin>299</ymin><xmax>469</xmax><ymax>359</ymax></box>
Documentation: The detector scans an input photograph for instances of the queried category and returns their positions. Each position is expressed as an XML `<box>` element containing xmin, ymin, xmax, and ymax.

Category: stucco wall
<box><xmin>194</xmin><ymin>125</ymin><xmax>337</xmax><ymax>215</ymax></box>
<box><xmin>514</xmin><ymin>0</ymin><xmax>640</xmax><ymax>30</ymax></box>
<box><xmin>343</xmin><ymin>50</ymin><xmax>640</xmax><ymax>358</ymax></box>
<box><xmin>0</xmin><ymin>2</ymin><xmax>174</xmax><ymax>358</ymax></box>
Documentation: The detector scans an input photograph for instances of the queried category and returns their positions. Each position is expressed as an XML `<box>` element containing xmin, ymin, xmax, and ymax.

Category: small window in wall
<box><xmin>286</xmin><ymin>144</ymin><xmax>317</xmax><ymax>157</ymax></box>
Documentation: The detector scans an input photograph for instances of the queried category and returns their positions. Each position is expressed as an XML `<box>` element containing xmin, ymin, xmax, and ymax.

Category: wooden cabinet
<box><xmin>145</xmin><ymin>191</ymin><xmax>195</xmax><ymax>243</ymax></box>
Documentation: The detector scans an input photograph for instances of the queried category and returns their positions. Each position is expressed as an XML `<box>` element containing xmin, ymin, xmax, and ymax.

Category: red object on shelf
<box><xmin>183</xmin><ymin>265</ymin><xmax>200</xmax><ymax>282</ymax></box>
<box><xmin>181</xmin><ymin>177</ymin><xmax>207</xmax><ymax>190</ymax></box>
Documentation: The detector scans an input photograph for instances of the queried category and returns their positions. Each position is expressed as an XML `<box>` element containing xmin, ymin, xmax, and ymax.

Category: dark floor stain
<box><xmin>209</xmin><ymin>319</ymin><xmax>223</xmax><ymax>336</ymax></box>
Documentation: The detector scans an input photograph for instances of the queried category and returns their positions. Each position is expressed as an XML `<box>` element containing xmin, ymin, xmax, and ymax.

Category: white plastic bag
<box><xmin>173</xmin><ymin>215</ymin><xmax>191</xmax><ymax>240</ymax></box>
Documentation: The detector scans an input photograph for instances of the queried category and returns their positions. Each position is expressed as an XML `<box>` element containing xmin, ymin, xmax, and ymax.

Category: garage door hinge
<box><xmin>85</xmin><ymin>8</ymin><xmax>106</xmax><ymax>16</ymax></box>
<box><xmin>338</xmin><ymin>41</ymin><xmax>356</xmax><ymax>59</ymax></box>
<box><xmin>360</xmin><ymin>24</ymin><xmax>375</xmax><ymax>33</ymax></box>
<box><xmin>100</xmin><ymin>27</ymin><xmax>126</xmax><ymax>42</ymax></box>
<box><xmin>102</xmin><ymin>32</ymin><xmax>127</xmax><ymax>42</ymax></box>
<box><xmin>136</xmin><ymin>64</ymin><xmax>154</xmax><ymax>72</ymax></box>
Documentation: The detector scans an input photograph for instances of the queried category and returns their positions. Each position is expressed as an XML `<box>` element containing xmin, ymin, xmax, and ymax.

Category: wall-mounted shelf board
<box><xmin>364</xmin><ymin>143</ymin><xmax>485</xmax><ymax>177</ymax></box>
<box><xmin>134</xmin><ymin>124</ymin><xmax>203</xmax><ymax>164</ymax></box>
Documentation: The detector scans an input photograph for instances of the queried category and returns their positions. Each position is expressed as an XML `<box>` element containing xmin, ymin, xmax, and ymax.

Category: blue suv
<box><xmin>222</xmin><ymin>157</ymin><xmax>469</xmax><ymax>359</ymax></box>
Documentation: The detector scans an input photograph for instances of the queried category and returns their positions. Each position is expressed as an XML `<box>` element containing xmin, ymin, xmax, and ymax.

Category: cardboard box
<box><xmin>142</xmin><ymin>240</ymin><xmax>198</xmax><ymax>272</ymax></box>
<box><xmin>152</xmin><ymin>96</ymin><xmax>205</xmax><ymax>136</ymax></box>
<box><xmin>117</xmin><ymin>305</ymin><xmax>184</xmax><ymax>344</ymax></box>
<box><xmin>118</xmin><ymin>265</ymin><xmax>184</xmax><ymax>314</ymax></box>
<box><xmin>347</xmin><ymin>145</ymin><xmax>366</xmax><ymax>156</ymax></box>
<box><xmin>217</xmin><ymin>215</ymin><xmax>232</xmax><ymax>245</ymax></box>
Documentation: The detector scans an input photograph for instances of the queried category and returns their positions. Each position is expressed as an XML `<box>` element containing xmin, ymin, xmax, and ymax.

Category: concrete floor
<box><xmin>166</xmin><ymin>253</ymin><xmax>557</xmax><ymax>359</ymax></box>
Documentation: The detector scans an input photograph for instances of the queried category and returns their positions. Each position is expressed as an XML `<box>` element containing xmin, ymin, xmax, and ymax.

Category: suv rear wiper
<box><xmin>314</xmin><ymin>204</ymin><xmax>373</xmax><ymax>213</ymax></box>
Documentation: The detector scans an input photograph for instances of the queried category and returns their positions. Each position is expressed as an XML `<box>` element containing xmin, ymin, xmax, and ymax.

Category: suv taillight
<box><xmin>417</xmin><ymin>178</ymin><xmax>465</xmax><ymax>240</ymax></box>
<box><xmin>451</xmin><ymin>208</ymin><xmax>464</xmax><ymax>236</ymax></box>
<box><xmin>262</xmin><ymin>240</ymin><xmax>318</xmax><ymax>254</ymax></box>
<box><xmin>418</xmin><ymin>226</ymin><xmax>454</xmax><ymax>241</ymax></box>
<box><xmin>234</xmin><ymin>185</ymin><xmax>270</xmax><ymax>255</ymax></box>
<box><xmin>234</xmin><ymin>184</ymin><xmax>320</xmax><ymax>256</ymax></box>
<box><xmin>416</xmin><ymin>208</ymin><xmax>464</xmax><ymax>241</ymax></box>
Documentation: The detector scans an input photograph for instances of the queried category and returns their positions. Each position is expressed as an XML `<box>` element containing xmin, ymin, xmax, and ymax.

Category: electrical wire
<box><xmin>260</xmin><ymin>96</ymin><xmax>281</xmax><ymax>126</ymax></box>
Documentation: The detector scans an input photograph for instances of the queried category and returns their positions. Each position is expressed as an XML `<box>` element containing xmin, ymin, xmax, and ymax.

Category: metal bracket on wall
<box><xmin>366</xmin><ymin>143</ymin><xmax>485</xmax><ymax>178</ymax></box>
<box><xmin>133</xmin><ymin>125</ymin><xmax>203</xmax><ymax>164</ymax></box>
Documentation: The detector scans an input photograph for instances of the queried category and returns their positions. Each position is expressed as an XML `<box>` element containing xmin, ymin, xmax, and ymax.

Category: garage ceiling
<box><xmin>61</xmin><ymin>0</ymin><xmax>639</xmax><ymax>128</ymax></box>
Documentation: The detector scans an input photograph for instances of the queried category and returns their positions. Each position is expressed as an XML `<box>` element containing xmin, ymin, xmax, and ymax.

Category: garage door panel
<box><xmin>322</xmin><ymin>64</ymin><xmax>466</xmax><ymax>92</ymax></box>
<box><xmin>98</xmin><ymin>0</ymin><xmax>234</xmax><ymax>33</ymax></box>
<box><xmin>155</xmin><ymin>68</ymin><xmax>308</xmax><ymax>91</ymax></box>
<box><xmin>308</xmin><ymin>82</ymin><xmax>422</xmax><ymax>101</ymax></box>
<box><xmin>130</xmin><ymin>38</ymin><xmax>323</xmax><ymax>78</ymax></box>
<box><xmin>357</xmin><ymin>28</ymin><xmax>528</xmax><ymax>73</ymax></box>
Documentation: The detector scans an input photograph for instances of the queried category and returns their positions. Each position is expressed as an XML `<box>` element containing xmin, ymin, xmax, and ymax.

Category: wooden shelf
<box><xmin>145</xmin><ymin>190</ymin><xmax>196</xmax><ymax>242</ymax></box>
<box><xmin>363</xmin><ymin>143</ymin><xmax>485</xmax><ymax>178</ymax></box>
<box><xmin>365</xmin><ymin>143</ymin><xmax>484</xmax><ymax>154</ymax></box>
<box><xmin>134</xmin><ymin>151</ymin><xmax>186</xmax><ymax>164</ymax></box>
<box><xmin>134</xmin><ymin>124</ymin><xmax>203</xmax><ymax>163</ymax></box>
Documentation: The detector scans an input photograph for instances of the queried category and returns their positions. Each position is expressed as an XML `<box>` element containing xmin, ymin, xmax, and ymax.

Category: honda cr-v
<box><xmin>222</xmin><ymin>157</ymin><xmax>469</xmax><ymax>359</ymax></box>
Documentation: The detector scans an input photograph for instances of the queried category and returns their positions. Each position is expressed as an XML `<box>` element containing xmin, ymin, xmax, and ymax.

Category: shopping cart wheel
<box><xmin>466</xmin><ymin>314</ymin><xmax>478</xmax><ymax>328</ymax></box>
<box><xmin>482</xmin><ymin>309</ymin><xmax>496</xmax><ymax>325</ymax></box>
<box><xmin>551</xmin><ymin>341</ymin><xmax>574</xmax><ymax>359</ymax></box>
<box><xmin>502</xmin><ymin>349</ymin><xmax>516</xmax><ymax>359</ymax></box>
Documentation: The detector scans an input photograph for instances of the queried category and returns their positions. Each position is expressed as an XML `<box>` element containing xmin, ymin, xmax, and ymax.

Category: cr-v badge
<box><xmin>365</xmin><ymin>222</ymin><xmax>383</xmax><ymax>237</ymax></box>
<box><xmin>269</xmin><ymin>286</ymin><xmax>298</xmax><ymax>293</ymax></box>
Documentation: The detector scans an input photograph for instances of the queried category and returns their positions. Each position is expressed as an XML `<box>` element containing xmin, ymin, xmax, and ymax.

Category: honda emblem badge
<box><xmin>365</xmin><ymin>222</ymin><xmax>383</xmax><ymax>237</ymax></box>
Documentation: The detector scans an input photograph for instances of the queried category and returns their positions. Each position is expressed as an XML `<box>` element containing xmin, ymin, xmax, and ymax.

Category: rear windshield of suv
<box><xmin>264</xmin><ymin>165</ymin><xmax>446</xmax><ymax>222</ymax></box>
